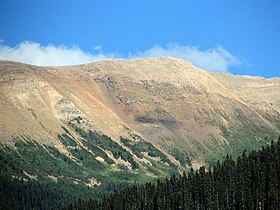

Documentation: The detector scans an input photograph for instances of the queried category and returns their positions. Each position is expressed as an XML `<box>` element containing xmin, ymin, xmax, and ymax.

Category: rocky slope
<box><xmin>0</xmin><ymin>57</ymin><xmax>280</xmax><ymax>183</ymax></box>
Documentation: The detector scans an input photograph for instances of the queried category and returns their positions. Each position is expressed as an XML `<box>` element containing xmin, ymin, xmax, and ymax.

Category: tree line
<box><xmin>1</xmin><ymin>137</ymin><xmax>279</xmax><ymax>209</ymax></box>
<box><xmin>66</xmin><ymin>138</ymin><xmax>280</xmax><ymax>210</ymax></box>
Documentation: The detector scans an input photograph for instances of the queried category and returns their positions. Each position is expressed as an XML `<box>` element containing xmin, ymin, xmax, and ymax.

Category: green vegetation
<box><xmin>2</xmin><ymin>140</ymin><xmax>81</xmax><ymax>180</ymax></box>
<box><xmin>186</xmin><ymin>110</ymin><xmax>280</xmax><ymax>166</ymax></box>
<box><xmin>171</xmin><ymin>148</ymin><xmax>191</xmax><ymax>166</ymax></box>
<box><xmin>1</xmin><ymin>134</ymin><xmax>280</xmax><ymax>209</ymax></box>
<box><xmin>61</xmin><ymin>126</ymin><xmax>74</xmax><ymax>137</ymax></box>
<box><xmin>58</xmin><ymin>133</ymin><xmax>78</xmax><ymax>147</ymax></box>
<box><xmin>76</xmin><ymin>128</ymin><xmax>139</xmax><ymax>169</ymax></box>
<box><xmin>0</xmin><ymin>127</ymin><xmax>180</xmax><ymax>190</ymax></box>
<box><xmin>120</xmin><ymin>137</ymin><xmax>172</xmax><ymax>164</ymax></box>
<box><xmin>0</xmin><ymin>138</ymin><xmax>150</xmax><ymax>194</ymax></box>
<box><xmin>0</xmin><ymin>140</ymin><xmax>101</xmax><ymax>209</ymax></box>
<box><xmin>0</xmin><ymin>173</ymin><xmax>96</xmax><ymax>210</ymax></box>
<box><xmin>69</xmin><ymin>147</ymin><xmax>106</xmax><ymax>170</ymax></box>
<box><xmin>67</xmin><ymin>137</ymin><xmax>280</xmax><ymax>210</ymax></box>
<box><xmin>120</xmin><ymin>137</ymin><xmax>144</xmax><ymax>158</ymax></box>
<box><xmin>1</xmin><ymin>130</ymin><xmax>177</xmax><ymax>207</ymax></box>
<box><xmin>83</xmin><ymin>140</ymin><xmax>115</xmax><ymax>165</ymax></box>
<box><xmin>219</xmin><ymin>110</ymin><xmax>279</xmax><ymax>159</ymax></box>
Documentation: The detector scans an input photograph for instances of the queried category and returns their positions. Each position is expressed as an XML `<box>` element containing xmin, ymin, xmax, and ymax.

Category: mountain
<box><xmin>0</xmin><ymin>57</ymin><xmax>280</xmax><ymax>189</ymax></box>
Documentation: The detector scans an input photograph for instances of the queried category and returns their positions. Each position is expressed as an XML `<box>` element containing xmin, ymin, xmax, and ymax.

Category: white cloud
<box><xmin>130</xmin><ymin>43</ymin><xmax>241</xmax><ymax>72</ymax></box>
<box><xmin>0</xmin><ymin>41</ymin><xmax>242</xmax><ymax>71</ymax></box>
<box><xmin>0</xmin><ymin>41</ymin><xmax>116</xmax><ymax>66</ymax></box>
<box><xmin>93</xmin><ymin>45</ymin><xmax>102</xmax><ymax>51</ymax></box>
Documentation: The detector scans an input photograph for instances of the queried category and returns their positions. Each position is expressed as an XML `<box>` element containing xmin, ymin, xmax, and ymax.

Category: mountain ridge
<box><xmin>0</xmin><ymin>57</ymin><xmax>280</xmax><ymax>172</ymax></box>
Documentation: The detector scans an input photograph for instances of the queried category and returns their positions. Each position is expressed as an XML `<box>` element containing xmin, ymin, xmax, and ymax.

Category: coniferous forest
<box><xmin>1</xmin><ymin>138</ymin><xmax>280</xmax><ymax>210</ymax></box>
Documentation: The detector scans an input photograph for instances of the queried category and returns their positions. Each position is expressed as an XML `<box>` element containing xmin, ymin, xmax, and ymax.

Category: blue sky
<box><xmin>0</xmin><ymin>0</ymin><xmax>279</xmax><ymax>77</ymax></box>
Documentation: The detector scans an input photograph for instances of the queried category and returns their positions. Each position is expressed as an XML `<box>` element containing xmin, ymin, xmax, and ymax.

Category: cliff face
<box><xmin>1</xmin><ymin>57</ymin><xmax>280</xmax><ymax>168</ymax></box>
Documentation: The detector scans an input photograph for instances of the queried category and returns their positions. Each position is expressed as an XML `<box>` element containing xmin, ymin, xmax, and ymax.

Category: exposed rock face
<box><xmin>0</xmin><ymin>57</ymin><xmax>280</xmax><ymax>166</ymax></box>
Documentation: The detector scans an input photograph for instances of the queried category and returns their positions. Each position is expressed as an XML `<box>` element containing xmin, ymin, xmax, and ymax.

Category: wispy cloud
<box><xmin>130</xmin><ymin>43</ymin><xmax>241</xmax><ymax>72</ymax></box>
<box><xmin>0</xmin><ymin>41</ymin><xmax>116</xmax><ymax>66</ymax></box>
<box><xmin>0</xmin><ymin>41</ymin><xmax>242</xmax><ymax>71</ymax></box>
